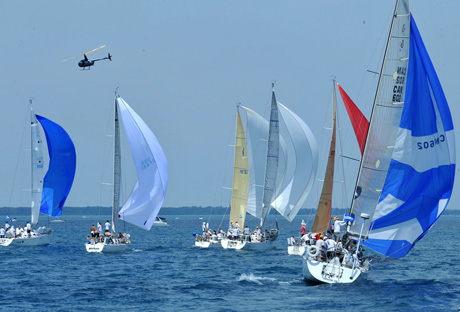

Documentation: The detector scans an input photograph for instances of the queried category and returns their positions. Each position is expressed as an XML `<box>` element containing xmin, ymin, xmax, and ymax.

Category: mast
<box><xmin>260</xmin><ymin>83</ymin><xmax>280</xmax><ymax>227</ymax></box>
<box><xmin>30</xmin><ymin>99</ymin><xmax>44</xmax><ymax>226</ymax></box>
<box><xmin>112</xmin><ymin>97</ymin><xmax>121</xmax><ymax>233</ymax></box>
<box><xmin>311</xmin><ymin>77</ymin><xmax>337</xmax><ymax>233</ymax></box>
<box><xmin>347</xmin><ymin>0</ymin><xmax>410</xmax><ymax>238</ymax></box>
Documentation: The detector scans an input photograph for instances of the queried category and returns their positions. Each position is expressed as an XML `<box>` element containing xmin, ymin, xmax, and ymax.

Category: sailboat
<box><xmin>288</xmin><ymin>78</ymin><xmax>339</xmax><ymax>257</ymax></box>
<box><xmin>85</xmin><ymin>94</ymin><xmax>168</xmax><ymax>253</ymax></box>
<box><xmin>302</xmin><ymin>0</ymin><xmax>455</xmax><ymax>283</ymax></box>
<box><xmin>220</xmin><ymin>85</ymin><xmax>318</xmax><ymax>250</ymax></box>
<box><xmin>0</xmin><ymin>102</ymin><xmax>76</xmax><ymax>247</ymax></box>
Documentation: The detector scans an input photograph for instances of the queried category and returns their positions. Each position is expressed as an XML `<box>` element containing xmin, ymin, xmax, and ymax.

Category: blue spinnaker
<box><xmin>36</xmin><ymin>115</ymin><xmax>76</xmax><ymax>217</ymax></box>
<box><xmin>364</xmin><ymin>15</ymin><xmax>456</xmax><ymax>258</ymax></box>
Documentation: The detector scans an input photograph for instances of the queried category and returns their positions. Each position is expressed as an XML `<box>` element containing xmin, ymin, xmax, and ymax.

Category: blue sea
<box><xmin>0</xmin><ymin>208</ymin><xmax>459</xmax><ymax>312</ymax></box>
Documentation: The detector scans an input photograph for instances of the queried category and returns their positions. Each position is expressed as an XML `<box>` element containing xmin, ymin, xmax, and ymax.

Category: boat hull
<box><xmin>287</xmin><ymin>245</ymin><xmax>306</xmax><ymax>256</ymax></box>
<box><xmin>0</xmin><ymin>233</ymin><xmax>50</xmax><ymax>246</ymax></box>
<box><xmin>153</xmin><ymin>220</ymin><xmax>168</xmax><ymax>226</ymax></box>
<box><xmin>302</xmin><ymin>257</ymin><xmax>363</xmax><ymax>284</ymax></box>
<box><xmin>221</xmin><ymin>238</ymin><xmax>246</xmax><ymax>250</ymax></box>
<box><xmin>86</xmin><ymin>242</ymin><xmax>128</xmax><ymax>253</ymax></box>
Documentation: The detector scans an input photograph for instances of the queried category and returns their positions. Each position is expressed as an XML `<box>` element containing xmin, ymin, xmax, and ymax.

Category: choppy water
<box><xmin>1</xmin><ymin>212</ymin><xmax>459</xmax><ymax>311</ymax></box>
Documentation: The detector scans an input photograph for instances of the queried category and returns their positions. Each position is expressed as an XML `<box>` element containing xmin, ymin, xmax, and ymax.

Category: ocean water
<box><xmin>0</xmin><ymin>211</ymin><xmax>459</xmax><ymax>312</ymax></box>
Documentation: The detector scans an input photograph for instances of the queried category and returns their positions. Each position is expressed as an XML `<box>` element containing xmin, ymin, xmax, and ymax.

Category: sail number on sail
<box><xmin>417</xmin><ymin>135</ymin><xmax>446</xmax><ymax>150</ymax></box>
<box><xmin>393</xmin><ymin>66</ymin><xmax>407</xmax><ymax>102</ymax></box>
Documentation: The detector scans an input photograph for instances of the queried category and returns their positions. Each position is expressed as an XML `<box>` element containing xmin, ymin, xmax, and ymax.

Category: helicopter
<box><xmin>63</xmin><ymin>45</ymin><xmax>112</xmax><ymax>70</ymax></box>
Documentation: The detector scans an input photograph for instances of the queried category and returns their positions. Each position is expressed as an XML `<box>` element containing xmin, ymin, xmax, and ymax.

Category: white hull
<box><xmin>195</xmin><ymin>240</ymin><xmax>220</xmax><ymax>248</ymax></box>
<box><xmin>153</xmin><ymin>220</ymin><xmax>168</xmax><ymax>226</ymax></box>
<box><xmin>302</xmin><ymin>257</ymin><xmax>363</xmax><ymax>284</ymax></box>
<box><xmin>221</xmin><ymin>238</ymin><xmax>246</xmax><ymax>250</ymax></box>
<box><xmin>287</xmin><ymin>245</ymin><xmax>306</xmax><ymax>256</ymax></box>
<box><xmin>0</xmin><ymin>233</ymin><xmax>50</xmax><ymax>247</ymax></box>
<box><xmin>86</xmin><ymin>242</ymin><xmax>128</xmax><ymax>253</ymax></box>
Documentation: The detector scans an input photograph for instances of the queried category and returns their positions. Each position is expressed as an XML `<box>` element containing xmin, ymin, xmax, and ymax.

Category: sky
<box><xmin>1</xmin><ymin>0</ymin><xmax>459</xmax><ymax>210</ymax></box>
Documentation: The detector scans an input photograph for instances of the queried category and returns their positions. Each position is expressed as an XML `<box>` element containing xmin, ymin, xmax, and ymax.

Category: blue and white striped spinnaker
<box><xmin>364</xmin><ymin>15</ymin><xmax>456</xmax><ymax>258</ymax></box>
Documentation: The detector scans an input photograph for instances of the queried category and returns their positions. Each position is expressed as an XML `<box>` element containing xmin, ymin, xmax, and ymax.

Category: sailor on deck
<box><xmin>301</xmin><ymin>220</ymin><xmax>306</xmax><ymax>236</ymax></box>
<box><xmin>333</xmin><ymin>216</ymin><xmax>347</xmax><ymax>241</ymax></box>
<box><xmin>0</xmin><ymin>226</ymin><xmax>5</xmax><ymax>238</ymax></box>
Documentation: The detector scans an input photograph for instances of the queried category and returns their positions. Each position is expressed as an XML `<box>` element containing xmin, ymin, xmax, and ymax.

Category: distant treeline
<box><xmin>2</xmin><ymin>206</ymin><xmax>460</xmax><ymax>216</ymax></box>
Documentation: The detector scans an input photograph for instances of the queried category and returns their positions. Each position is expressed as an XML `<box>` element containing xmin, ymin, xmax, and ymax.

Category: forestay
<box><xmin>364</xmin><ymin>15</ymin><xmax>456</xmax><ymax>258</ymax></box>
<box><xmin>117</xmin><ymin>97</ymin><xmax>168</xmax><ymax>230</ymax></box>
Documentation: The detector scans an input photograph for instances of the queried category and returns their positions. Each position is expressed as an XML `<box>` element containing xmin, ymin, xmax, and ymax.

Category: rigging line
<box><xmin>8</xmin><ymin>104</ymin><xmax>31</xmax><ymax>209</ymax></box>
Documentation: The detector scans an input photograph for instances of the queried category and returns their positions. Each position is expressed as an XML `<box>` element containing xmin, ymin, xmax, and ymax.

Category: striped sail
<box><xmin>363</xmin><ymin>15</ymin><xmax>456</xmax><ymax>258</ymax></box>
<box><xmin>229</xmin><ymin>108</ymin><xmax>250</xmax><ymax>228</ymax></box>
<box><xmin>311</xmin><ymin>80</ymin><xmax>337</xmax><ymax>233</ymax></box>
<box><xmin>36</xmin><ymin>115</ymin><xmax>76</xmax><ymax>218</ymax></box>
<box><xmin>348</xmin><ymin>0</ymin><xmax>410</xmax><ymax>237</ymax></box>
<box><xmin>117</xmin><ymin>96</ymin><xmax>168</xmax><ymax>231</ymax></box>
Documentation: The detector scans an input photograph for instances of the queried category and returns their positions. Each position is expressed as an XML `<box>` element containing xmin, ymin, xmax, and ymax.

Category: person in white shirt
<box><xmin>316</xmin><ymin>235</ymin><xmax>325</xmax><ymax>260</ymax></box>
<box><xmin>289</xmin><ymin>235</ymin><xmax>296</xmax><ymax>246</ymax></box>
<box><xmin>202</xmin><ymin>222</ymin><xmax>207</xmax><ymax>232</ymax></box>
<box><xmin>26</xmin><ymin>222</ymin><xmax>32</xmax><ymax>237</ymax></box>
<box><xmin>232</xmin><ymin>227</ymin><xmax>239</xmax><ymax>241</ymax></box>
<box><xmin>0</xmin><ymin>226</ymin><xmax>5</xmax><ymax>238</ymax></box>
<box><xmin>9</xmin><ymin>226</ymin><xmax>16</xmax><ymax>238</ymax></box>
<box><xmin>333</xmin><ymin>217</ymin><xmax>347</xmax><ymax>241</ymax></box>
<box><xmin>5</xmin><ymin>222</ymin><xmax>10</xmax><ymax>231</ymax></box>
<box><xmin>325</xmin><ymin>237</ymin><xmax>337</xmax><ymax>260</ymax></box>
<box><xmin>243</xmin><ymin>225</ymin><xmax>250</xmax><ymax>235</ymax></box>
<box><xmin>16</xmin><ymin>226</ymin><xmax>24</xmax><ymax>237</ymax></box>
<box><xmin>234</xmin><ymin>221</ymin><xmax>240</xmax><ymax>230</ymax></box>
<box><xmin>105</xmin><ymin>220</ymin><xmax>110</xmax><ymax>231</ymax></box>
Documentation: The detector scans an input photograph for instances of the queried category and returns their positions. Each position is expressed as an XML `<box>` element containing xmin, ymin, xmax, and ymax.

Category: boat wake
<box><xmin>237</xmin><ymin>273</ymin><xmax>276</xmax><ymax>285</ymax></box>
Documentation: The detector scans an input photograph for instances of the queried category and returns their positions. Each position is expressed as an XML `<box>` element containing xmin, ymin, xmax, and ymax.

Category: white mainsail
<box><xmin>30</xmin><ymin>106</ymin><xmax>44</xmax><ymax>226</ymax></box>
<box><xmin>348</xmin><ymin>0</ymin><xmax>410</xmax><ymax>237</ymax></box>
<box><xmin>116</xmin><ymin>96</ymin><xmax>168</xmax><ymax>231</ymax></box>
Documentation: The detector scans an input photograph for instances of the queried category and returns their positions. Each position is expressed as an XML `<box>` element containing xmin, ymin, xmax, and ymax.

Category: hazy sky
<box><xmin>1</xmin><ymin>1</ymin><xmax>459</xmax><ymax>210</ymax></box>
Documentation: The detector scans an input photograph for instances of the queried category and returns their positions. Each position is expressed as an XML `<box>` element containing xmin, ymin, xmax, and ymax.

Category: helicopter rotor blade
<box><xmin>84</xmin><ymin>44</ymin><xmax>106</xmax><ymax>56</ymax></box>
<box><xmin>62</xmin><ymin>45</ymin><xmax>106</xmax><ymax>62</ymax></box>
<box><xmin>62</xmin><ymin>54</ymin><xmax>83</xmax><ymax>62</ymax></box>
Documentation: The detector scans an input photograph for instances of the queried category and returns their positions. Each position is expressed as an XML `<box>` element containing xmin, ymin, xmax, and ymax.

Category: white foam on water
<box><xmin>238</xmin><ymin>273</ymin><xmax>276</xmax><ymax>285</ymax></box>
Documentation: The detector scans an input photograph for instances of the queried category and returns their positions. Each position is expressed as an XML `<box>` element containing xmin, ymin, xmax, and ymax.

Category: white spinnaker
<box><xmin>117</xmin><ymin>97</ymin><xmax>168</xmax><ymax>230</ymax></box>
<box><xmin>273</xmin><ymin>102</ymin><xmax>318</xmax><ymax>221</ymax></box>
<box><xmin>241</xmin><ymin>106</ymin><xmax>287</xmax><ymax>220</ymax></box>
<box><xmin>348</xmin><ymin>0</ymin><xmax>410</xmax><ymax>237</ymax></box>
<box><xmin>30</xmin><ymin>107</ymin><xmax>44</xmax><ymax>226</ymax></box>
